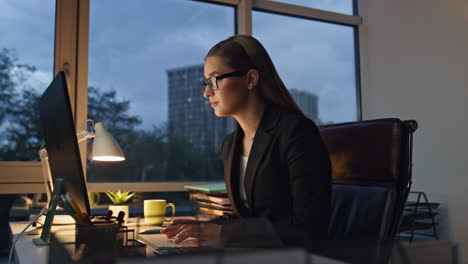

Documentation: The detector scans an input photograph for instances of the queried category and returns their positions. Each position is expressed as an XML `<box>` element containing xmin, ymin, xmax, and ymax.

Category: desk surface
<box><xmin>9</xmin><ymin>217</ymin><xmax>198</xmax><ymax>264</ymax></box>
<box><xmin>10</xmin><ymin>217</ymin><xmax>352</xmax><ymax>264</ymax></box>
<box><xmin>13</xmin><ymin>218</ymin><xmax>456</xmax><ymax>264</ymax></box>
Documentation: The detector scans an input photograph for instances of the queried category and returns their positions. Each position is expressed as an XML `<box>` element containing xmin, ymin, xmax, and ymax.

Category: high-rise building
<box><xmin>289</xmin><ymin>88</ymin><xmax>322</xmax><ymax>124</ymax></box>
<box><xmin>167</xmin><ymin>64</ymin><xmax>236</xmax><ymax>152</ymax></box>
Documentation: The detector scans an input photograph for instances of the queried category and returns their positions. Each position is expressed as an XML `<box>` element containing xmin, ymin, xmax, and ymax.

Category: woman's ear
<box><xmin>246</xmin><ymin>69</ymin><xmax>259</xmax><ymax>91</ymax></box>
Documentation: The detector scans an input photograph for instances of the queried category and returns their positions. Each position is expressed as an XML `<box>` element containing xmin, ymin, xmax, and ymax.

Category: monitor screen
<box><xmin>38</xmin><ymin>71</ymin><xmax>90</xmax><ymax>216</ymax></box>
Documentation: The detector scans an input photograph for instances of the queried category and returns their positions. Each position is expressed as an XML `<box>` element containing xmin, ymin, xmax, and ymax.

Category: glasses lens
<box><xmin>200</xmin><ymin>80</ymin><xmax>207</xmax><ymax>91</ymax></box>
<box><xmin>200</xmin><ymin>80</ymin><xmax>210</xmax><ymax>92</ymax></box>
<box><xmin>201</xmin><ymin>78</ymin><xmax>217</xmax><ymax>93</ymax></box>
<box><xmin>209</xmin><ymin>78</ymin><xmax>217</xmax><ymax>91</ymax></box>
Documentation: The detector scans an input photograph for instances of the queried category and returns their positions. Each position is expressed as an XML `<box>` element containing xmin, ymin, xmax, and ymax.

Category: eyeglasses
<box><xmin>200</xmin><ymin>69</ymin><xmax>250</xmax><ymax>93</ymax></box>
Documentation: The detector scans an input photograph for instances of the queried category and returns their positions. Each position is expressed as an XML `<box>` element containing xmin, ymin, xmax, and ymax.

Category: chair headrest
<box><xmin>319</xmin><ymin>118</ymin><xmax>404</xmax><ymax>186</ymax></box>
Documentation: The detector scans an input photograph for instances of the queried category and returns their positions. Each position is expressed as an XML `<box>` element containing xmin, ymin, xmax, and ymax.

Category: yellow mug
<box><xmin>144</xmin><ymin>199</ymin><xmax>176</xmax><ymax>226</ymax></box>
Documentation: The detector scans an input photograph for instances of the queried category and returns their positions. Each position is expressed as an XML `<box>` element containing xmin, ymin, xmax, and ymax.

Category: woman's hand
<box><xmin>160</xmin><ymin>218</ymin><xmax>222</xmax><ymax>247</ymax></box>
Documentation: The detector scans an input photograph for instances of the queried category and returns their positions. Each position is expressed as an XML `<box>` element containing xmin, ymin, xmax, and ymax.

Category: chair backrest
<box><xmin>318</xmin><ymin>118</ymin><xmax>418</xmax><ymax>241</ymax></box>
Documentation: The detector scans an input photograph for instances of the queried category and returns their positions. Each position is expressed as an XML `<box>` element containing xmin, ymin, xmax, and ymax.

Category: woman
<box><xmin>161</xmin><ymin>35</ymin><xmax>331</xmax><ymax>247</ymax></box>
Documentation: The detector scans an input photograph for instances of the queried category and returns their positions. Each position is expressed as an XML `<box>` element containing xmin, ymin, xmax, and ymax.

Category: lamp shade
<box><xmin>92</xmin><ymin>122</ymin><xmax>125</xmax><ymax>161</ymax></box>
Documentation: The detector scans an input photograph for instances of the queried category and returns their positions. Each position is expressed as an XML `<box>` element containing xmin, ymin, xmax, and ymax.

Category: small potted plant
<box><xmin>106</xmin><ymin>190</ymin><xmax>135</xmax><ymax>224</ymax></box>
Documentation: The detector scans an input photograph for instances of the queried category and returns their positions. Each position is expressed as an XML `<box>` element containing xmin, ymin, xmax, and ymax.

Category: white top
<box><xmin>239</xmin><ymin>155</ymin><xmax>249</xmax><ymax>208</ymax></box>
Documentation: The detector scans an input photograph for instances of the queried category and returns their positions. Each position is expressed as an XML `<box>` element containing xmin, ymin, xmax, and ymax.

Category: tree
<box><xmin>87</xmin><ymin>86</ymin><xmax>141</xmax><ymax>152</ymax></box>
<box><xmin>0</xmin><ymin>48</ymin><xmax>36</xmax><ymax>125</ymax></box>
<box><xmin>0</xmin><ymin>49</ymin><xmax>39</xmax><ymax>161</ymax></box>
<box><xmin>0</xmin><ymin>88</ymin><xmax>42</xmax><ymax>161</ymax></box>
<box><xmin>165</xmin><ymin>134</ymin><xmax>223</xmax><ymax>181</ymax></box>
<box><xmin>0</xmin><ymin>48</ymin><xmax>17</xmax><ymax>125</ymax></box>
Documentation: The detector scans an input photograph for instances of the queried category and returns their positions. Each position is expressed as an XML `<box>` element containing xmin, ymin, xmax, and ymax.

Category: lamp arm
<box><xmin>77</xmin><ymin>119</ymin><xmax>96</xmax><ymax>143</ymax></box>
<box><xmin>38</xmin><ymin>147</ymin><xmax>53</xmax><ymax>203</ymax></box>
<box><xmin>77</xmin><ymin>129</ymin><xmax>95</xmax><ymax>143</ymax></box>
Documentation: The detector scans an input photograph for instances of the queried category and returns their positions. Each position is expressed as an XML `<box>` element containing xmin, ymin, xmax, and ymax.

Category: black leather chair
<box><xmin>315</xmin><ymin>119</ymin><xmax>417</xmax><ymax>264</ymax></box>
<box><xmin>319</xmin><ymin>118</ymin><xmax>418</xmax><ymax>241</ymax></box>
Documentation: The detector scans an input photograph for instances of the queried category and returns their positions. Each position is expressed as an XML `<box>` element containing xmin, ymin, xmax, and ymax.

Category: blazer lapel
<box><xmin>244</xmin><ymin>103</ymin><xmax>281</xmax><ymax>213</ymax></box>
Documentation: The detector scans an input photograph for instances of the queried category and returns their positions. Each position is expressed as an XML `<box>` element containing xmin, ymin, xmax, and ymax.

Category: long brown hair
<box><xmin>206</xmin><ymin>35</ymin><xmax>303</xmax><ymax>115</ymax></box>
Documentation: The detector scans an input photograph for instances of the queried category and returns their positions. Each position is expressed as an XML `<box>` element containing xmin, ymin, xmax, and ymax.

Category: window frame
<box><xmin>0</xmin><ymin>0</ymin><xmax>89</xmax><ymax>193</ymax></box>
<box><xmin>0</xmin><ymin>0</ymin><xmax>364</xmax><ymax>194</ymax></box>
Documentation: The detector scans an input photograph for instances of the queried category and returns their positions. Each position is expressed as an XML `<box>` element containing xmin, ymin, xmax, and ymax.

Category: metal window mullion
<box><xmin>0</xmin><ymin>162</ymin><xmax>42</xmax><ymax>183</ymax></box>
<box><xmin>192</xmin><ymin>0</ymin><xmax>240</xmax><ymax>5</ymax></box>
<box><xmin>75</xmin><ymin>0</ymin><xmax>90</xmax><ymax>178</ymax></box>
<box><xmin>0</xmin><ymin>181</ymin><xmax>225</xmax><ymax>194</ymax></box>
<box><xmin>236</xmin><ymin>0</ymin><xmax>253</xmax><ymax>35</ymax></box>
<box><xmin>0</xmin><ymin>184</ymin><xmax>47</xmax><ymax>194</ymax></box>
<box><xmin>253</xmin><ymin>0</ymin><xmax>362</xmax><ymax>26</ymax></box>
<box><xmin>356</xmin><ymin>0</ymin><xmax>369</xmax><ymax>119</ymax></box>
<box><xmin>354</xmin><ymin>27</ymin><xmax>363</xmax><ymax>121</ymax></box>
<box><xmin>87</xmin><ymin>182</ymin><xmax>224</xmax><ymax>193</ymax></box>
<box><xmin>54</xmin><ymin>0</ymin><xmax>79</xmax><ymax>110</ymax></box>
<box><xmin>56</xmin><ymin>0</ymin><xmax>89</xmax><ymax>178</ymax></box>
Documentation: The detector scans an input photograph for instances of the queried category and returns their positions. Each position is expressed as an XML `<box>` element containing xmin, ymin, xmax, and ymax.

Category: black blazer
<box><xmin>219</xmin><ymin>102</ymin><xmax>332</xmax><ymax>246</ymax></box>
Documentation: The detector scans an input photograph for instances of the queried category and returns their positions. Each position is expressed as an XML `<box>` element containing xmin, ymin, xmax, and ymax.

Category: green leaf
<box><xmin>105</xmin><ymin>191</ymin><xmax>117</xmax><ymax>205</ymax></box>
<box><xmin>105</xmin><ymin>190</ymin><xmax>134</xmax><ymax>205</ymax></box>
<box><xmin>121</xmin><ymin>192</ymin><xmax>135</xmax><ymax>203</ymax></box>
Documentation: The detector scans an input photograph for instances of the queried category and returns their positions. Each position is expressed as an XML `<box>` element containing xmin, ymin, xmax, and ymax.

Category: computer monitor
<box><xmin>38</xmin><ymin>71</ymin><xmax>91</xmax><ymax>216</ymax></box>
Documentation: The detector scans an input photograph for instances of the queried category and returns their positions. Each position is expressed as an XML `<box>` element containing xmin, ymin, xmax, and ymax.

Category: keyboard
<box><xmin>137</xmin><ymin>234</ymin><xmax>199</xmax><ymax>249</ymax></box>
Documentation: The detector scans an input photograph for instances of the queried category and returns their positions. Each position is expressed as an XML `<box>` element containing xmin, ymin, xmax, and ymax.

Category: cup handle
<box><xmin>165</xmin><ymin>203</ymin><xmax>176</xmax><ymax>223</ymax></box>
<box><xmin>94</xmin><ymin>193</ymin><xmax>100</xmax><ymax>205</ymax></box>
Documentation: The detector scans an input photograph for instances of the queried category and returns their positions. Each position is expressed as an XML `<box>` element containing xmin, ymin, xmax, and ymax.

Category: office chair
<box><xmin>317</xmin><ymin>118</ymin><xmax>417</xmax><ymax>263</ymax></box>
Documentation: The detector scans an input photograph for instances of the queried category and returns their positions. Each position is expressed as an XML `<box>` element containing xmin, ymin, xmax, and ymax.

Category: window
<box><xmin>0</xmin><ymin>0</ymin><xmax>362</xmax><ymax>195</ymax></box>
<box><xmin>253</xmin><ymin>11</ymin><xmax>359</xmax><ymax>124</ymax></box>
<box><xmin>87</xmin><ymin>0</ymin><xmax>235</xmax><ymax>182</ymax></box>
<box><xmin>264</xmin><ymin>0</ymin><xmax>355</xmax><ymax>15</ymax></box>
<box><xmin>0</xmin><ymin>0</ymin><xmax>55</xmax><ymax>161</ymax></box>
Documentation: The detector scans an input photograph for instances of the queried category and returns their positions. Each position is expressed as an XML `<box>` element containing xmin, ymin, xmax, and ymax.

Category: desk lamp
<box><xmin>77</xmin><ymin>120</ymin><xmax>125</xmax><ymax>161</ymax></box>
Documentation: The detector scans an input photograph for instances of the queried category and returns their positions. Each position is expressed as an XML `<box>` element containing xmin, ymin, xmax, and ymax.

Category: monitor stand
<box><xmin>33</xmin><ymin>178</ymin><xmax>66</xmax><ymax>246</ymax></box>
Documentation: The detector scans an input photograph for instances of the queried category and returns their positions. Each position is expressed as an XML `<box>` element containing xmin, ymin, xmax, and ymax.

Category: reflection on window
<box><xmin>253</xmin><ymin>11</ymin><xmax>358</xmax><ymax>125</ymax></box>
<box><xmin>264</xmin><ymin>0</ymin><xmax>354</xmax><ymax>15</ymax></box>
<box><xmin>87</xmin><ymin>0</ymin><xmax>234</xmax><ymax>182</ymax></box>
<box><xmin>82</xmin><ymin>192</ymin><xmax>193</xmax><ymax>217</ymax></box>
<box><xmin>0</xmin><ymin>0</ymin><xmax>55</xmax><ymax>161</ymax></box>
<box><xmin>8</xmin><ymin>191</ymin><xmax>195</xmax><ymax>220</ymax></box>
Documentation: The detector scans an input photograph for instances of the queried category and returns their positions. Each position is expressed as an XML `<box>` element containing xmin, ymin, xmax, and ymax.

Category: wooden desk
<box><xmin>10</xmin><ymin>220</ymin><xmax>50</xmax><ymax>264</ymax></box>
<box><xmin>9</xmin><ymin>216</ymin><xmax>218</xmax><ymax>263</ymax></box>
<box><xmin>9</xmin><ymin>217</ymin><xmax>184</xmax><ymax>264</ymax></box>
<box><xmin>9</xmin><ymin>218</ymin><xmax>354</xmax><ymax>264</ymax></box>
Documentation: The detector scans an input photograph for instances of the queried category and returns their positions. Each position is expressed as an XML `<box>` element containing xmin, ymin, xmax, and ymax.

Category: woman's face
<box><xmin>203</xmin><ymin>56</ymin><xmax>249</xmax><ymax>117</ymax></box>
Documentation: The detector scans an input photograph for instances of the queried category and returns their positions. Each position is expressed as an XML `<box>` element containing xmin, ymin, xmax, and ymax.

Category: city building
<box><xmin>167</xmin><ymin>64</ymin><xmax>236</xmax><ymax>152</ymax></box>
<box><xmin>289</xmin><ymin>88</ymin><xmax>322</xmax><ymax>124</ymax></box>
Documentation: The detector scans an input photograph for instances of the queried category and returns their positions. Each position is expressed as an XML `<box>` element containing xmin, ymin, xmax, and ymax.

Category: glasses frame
<box><xmin>200</xmin><ymin>69</ymin><xmax>250</xmax><ymax>93</ymax></box>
